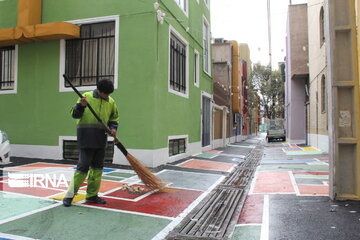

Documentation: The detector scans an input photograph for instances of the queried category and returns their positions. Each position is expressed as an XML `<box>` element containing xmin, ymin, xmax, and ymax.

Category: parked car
<box><xmin>0</xmin><ymin>130</ymin><xmax>10</xmax><ymax>163</ymax></box>
<box><xmin>267</xmin><ymin>119</ymin><xmax>286</xmax><ymax>142</ymax></box>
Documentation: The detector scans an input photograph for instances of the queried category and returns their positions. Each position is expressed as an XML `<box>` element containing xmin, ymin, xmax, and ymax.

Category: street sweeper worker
<box><xmin>63</xmin><ymin>79</ymin><xmax>119</xmax><ymax>207</ymax></box>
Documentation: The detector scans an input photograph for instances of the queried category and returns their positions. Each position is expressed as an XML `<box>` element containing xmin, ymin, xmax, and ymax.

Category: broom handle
<box><xmin>63</xmin><ymin>74</ymin><xmax>128</xmax><ymax>156</ymax></box>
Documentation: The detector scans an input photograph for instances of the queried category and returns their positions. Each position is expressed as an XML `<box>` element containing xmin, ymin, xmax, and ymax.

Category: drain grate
<box><xmin>167</xmin><ymin>145</ymin><xmax>263</xmax><ymax>240</ymax></box>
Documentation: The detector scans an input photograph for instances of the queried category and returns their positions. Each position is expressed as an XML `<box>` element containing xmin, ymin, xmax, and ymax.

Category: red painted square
<box><xmin>179</xmin><ymin>159</ymin><xmax>236</xmax><ymax>172</ymax></box>
<box><xmin>253</xmin><ymin>171</ymin><xmax>295</xmax><ymax>194</ymax></box>
<box><xmin>238</xmin><ymin>195</ymin><xmax>264</xmax><ymax>224</ymax></box>
<box><xmin>80</xmin><ymin>180</ymin><xmax>125</xmax><ymax>193</ymax></box>
<box><xmin>206</xmin><ymin>150</ymin><xmax>222</xmax><ymax>154</ymax></box>
<box><xmin>106</xmin><ymin>184</ymin><xmax>151</xmax><ymax>199</ymax></box>
<box><xmin>85</xmin><ymin>188</ymin><xmax>202</xmax><ymax>217</ymax></box>
<box><xmin>0</xmin><ymin>181</ymin><xmax>63</xmax><ymax>197</ymax></box>
<box><xmin>298</xmin><ymin>185</ymin><xmax>329</xmax><ymax>195</ymax></box>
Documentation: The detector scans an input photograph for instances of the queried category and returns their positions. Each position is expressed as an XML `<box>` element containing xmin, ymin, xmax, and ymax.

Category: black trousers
<box><xmin>76</xmin><ymin>148</ymin><xmax>105</xmax><ymax>173</ymax></box>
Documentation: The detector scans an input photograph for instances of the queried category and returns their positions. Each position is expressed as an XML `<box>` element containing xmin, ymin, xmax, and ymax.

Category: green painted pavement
<box><xmin>231</xmin><ymin>225</ymin><xmax>261</xmax><ymax>240</ymax></box>
<box><xmin>0</xmin><ymin>192</ymin><xmax>55</xmax><ymax>221</ymax></box>
<box><xmin>0</xmin><ymin>205</ymin><xmax>171</xmax><ymax>240</ymax></box>
<box><xmin>258</xmin><ymin>164</ymin><xmax>329</xmax><ymax>172</ymax></box>
<box><xmin>102</xmin><ymin>176</ymin><xmax>124</xmax><ymax>181</ymax></box>
<box><xmin>105</xmin><ymin>172</ymin><xmax>136</xmax><ymax>178</ymax></box>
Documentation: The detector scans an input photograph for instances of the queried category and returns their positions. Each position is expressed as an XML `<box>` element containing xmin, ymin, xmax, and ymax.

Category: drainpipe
<box><xmin>228</xmin><ymin>40</ymin><xmax>241</xmax><ymax>114</ymax></box>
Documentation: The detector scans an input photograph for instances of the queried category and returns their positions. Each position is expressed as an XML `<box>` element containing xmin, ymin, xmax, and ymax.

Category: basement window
<box><xmin>169</xmin><ymin>138</ymin><xmax>186</xmax><ymax>156</ymax></box>
<box><xmin>63</xmin><ymin>140</ymin><xmax>115</xmax><ymax>163</ymax></box>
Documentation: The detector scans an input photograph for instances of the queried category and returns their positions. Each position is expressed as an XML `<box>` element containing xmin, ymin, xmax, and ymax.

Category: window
<box><xmin>194</xmin><ymin>50</ymin><xmax>199</xmax><ymax>87</ymax></box>
<box><xmin>204</xmin><ymin>0</ymin><xmax>210</xmax><ymax>8</ymax></box>
<box><xmin>174</xmin><ymin>0</ymin><xmax>188</xmax><ymax>14</ymax></box>
<box><xmin>321</xmin><ymin>75</ymin><xmax>326</xmax><ymax>113</ymax></box>
<box><xmin>320</xmin><ymin>7</ymin><xmax>325</xmax><ymax>46</ymax></box>
<box><xmin>169</xmin><ymin>28</ymin><xmax>188</xmax><ymax>97</ymax></box>
<box><xmin>203</xmin><ymin>17</ymin><xmax>211</xmax><ymax>75</ymax></box>
<box><xmin>63</xmin><ymin>140</ymin><xmax>114</xmax><ymax>163</ymax></box>
<box><xmin>169</xmin><ymin>138</ymin><xmax>186</xmax><ymax>156</ymax></box>
<box><xmin>65</xmin><ymin>21</ymin><xmax>115</xmax><ymax>87</ymax></box>
<box><xmin>0</xmin><ymin>46</ymin><xmax>16</xmax><ymax>92</ymax></box>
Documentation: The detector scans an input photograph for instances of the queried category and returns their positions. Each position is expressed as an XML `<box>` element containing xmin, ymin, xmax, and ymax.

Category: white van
<box><xmin>267</xmin><ymin>119</ymin><xmax>286</xmax><ymax>142</ymax></box>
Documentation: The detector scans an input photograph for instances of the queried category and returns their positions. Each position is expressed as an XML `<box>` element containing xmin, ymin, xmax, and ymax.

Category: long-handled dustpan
<box><xmin>63</xmin><ymin>74</ymin><xmax>167</xmax><ymax>191</ymax></box>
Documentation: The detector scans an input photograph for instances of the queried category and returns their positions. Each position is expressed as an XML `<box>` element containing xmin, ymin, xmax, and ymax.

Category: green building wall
<box><xmin>0</xmin><ymin>0</ymin><xmax>212</xmax><ymax>166</ymax></box>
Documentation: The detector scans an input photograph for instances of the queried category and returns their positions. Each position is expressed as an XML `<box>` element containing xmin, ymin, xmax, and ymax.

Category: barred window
<box><xmin>0</xmin><ymin>46</ymin><xmax>15</xmax><ymax>91</ymax></box>
<box><xmin>174</xmin><ymin>0</ymin><xmax>188</xmax><ymax>14</ymax></box>
<box><xmin>194</xmin><ymin>51</ymin><xmax>199</xmax><ymax>87</ymax></box>
<box><xmin>63</xmin><ymin>140</ymin><xmax>114</xmax><ymax>163</ymax></box>
<box><xmin>170</xmin><ymin>33</ymin><xmax>187</xmax><ymax>94</ymax></box>
<box><xmin>65</xmin><ymin>21</ymin><xmax>115</xmax><ymax>87</ymax></box>
<box><xmin>203</xmin><ymin>19</ymin><xmax>210</xmax><ymax>74</ymax></box>
<box><xmin>169</xmin><ymin>138</ymin><xmax>186</xmax><ymax>156</ymax></box>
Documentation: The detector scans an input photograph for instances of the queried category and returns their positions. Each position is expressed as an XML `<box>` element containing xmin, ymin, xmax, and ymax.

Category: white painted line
<box><xmin>73</xmin><ymin>202</ymin><xmax>175</xmax><ymax>220</ymax></box>
<box><xmin>151</xmin><ymin>175</ymin><xmax>226</xmax><ymax>240</ymax></box>
<box><xmin>235</xmin><ymin>223</ymin><xmax>262</xmax><ymax>227</ymax></box>
<box><xmin>0</xmin><ymin>202</ymin><xmax>62</xmax><ymax>225</ymax></box>
<box><xmin>289</xmin><ymin>171</ymin><xmax>300</xmax><ymax>196</ymax></box>
<box><xmin>0</xmin><ymin>232</ymin><xmax>36</xmax><ymax>240</ymax></box>
<box><xmin>248</xmin><ymin>168</ymin><xmax>259</xmax><ymax>195</ymax></box>
<box><xmin>176</xmin><ymin>159</ymin><xmax>193</xmax><ymax>166</ymax></box>
<box><xmin>260</xmin><ymin>195</ymin><xmax>269</xmax><ymax>240</ymax></box>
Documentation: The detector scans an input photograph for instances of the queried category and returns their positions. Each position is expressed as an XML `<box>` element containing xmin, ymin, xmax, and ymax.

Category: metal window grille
<box><xmin>65</xmin><ymin>21</ymin><xmax>115</xmax><ymax>87</ymax></box>
<box><xmin>194</xmin><ymin>52</ymin><xmax>199</xmax><ymax>85</ymax></box>
<box><xmin>63</xmin><ymin>140</ymin><xmax>115</xmax><ymax>163</ymax></box>
<box><xmin>169</xmin><ymin>138</ymin><xmax>186</xmax><ymax>156</ymax></box>
<box><xmin>170</xmin><ymin>34</ymin><xmax>187</xmax><ymax>93</ymax></box>
<box><xmin>0</xmin><ymin>46</ymin><xmax>15</xmax><ymax>90</ymax></box>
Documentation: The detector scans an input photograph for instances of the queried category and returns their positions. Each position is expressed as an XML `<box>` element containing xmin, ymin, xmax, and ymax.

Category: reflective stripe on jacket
<box><xmin>72</xmin><ymin>90</ymin><xmax>119</xmax><ymax>148</ymax></box>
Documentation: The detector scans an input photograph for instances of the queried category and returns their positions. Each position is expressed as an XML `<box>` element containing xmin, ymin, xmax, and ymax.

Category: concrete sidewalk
<box><xmin>0</xmin><ymin>137</ymin><xmax>261</xmax><ymax>240</ymax></box>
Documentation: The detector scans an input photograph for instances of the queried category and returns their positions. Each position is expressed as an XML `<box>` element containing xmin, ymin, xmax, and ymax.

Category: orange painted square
<box><xmin>179</xmin><ymin>159</ymin><xmax>236</xmax><ymax>172</ymax></box>
<box><xmin>6</xmin><ymin>162</ymin><xmax>74</xmax><ymax>171</ymax></box>
<box><xmin>298</xmin><ymin>185</ymin><xmax>329</xmax><ymax>195</ymax></box>
<box><xmin>206</xmin><ymin>150</ymin><xmax>222</xmax><ymax>154</ymax></box>
<box><xmin>80</xmin><ymin>180</ymin><xmax>125</xmax><ymax>193</ymax></box>
<box><xmin>253</xmin><ymin>171</ymin><xmax>295</xmax><ymax>194</ymax></box>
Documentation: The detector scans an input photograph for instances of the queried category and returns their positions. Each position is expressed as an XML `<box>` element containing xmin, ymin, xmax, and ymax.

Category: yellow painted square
<box><xmin>50</xmin><ymin>192</ymin><xmax>86</xmax><ymax>203</ymax></box>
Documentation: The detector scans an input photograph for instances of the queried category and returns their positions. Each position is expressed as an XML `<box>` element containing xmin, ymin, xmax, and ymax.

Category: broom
<box><xmin>63</xmin><ymin>74</ymin><xmax>168</xmax><ymax>192</ymax></box>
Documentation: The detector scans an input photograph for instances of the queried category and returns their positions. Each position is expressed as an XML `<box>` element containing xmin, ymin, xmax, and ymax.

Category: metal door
<box><xmin>202</xmin><ymin>96</ymin><xmax>211</xmax><ymax>147</ymax></box>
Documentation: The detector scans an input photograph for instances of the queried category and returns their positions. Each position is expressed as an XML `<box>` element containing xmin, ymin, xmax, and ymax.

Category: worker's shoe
<box><xmin>85</xmin><ymin>196</ymin><xmax>107</xmax><ymax>204</ymax></box>
<box><xmin>63</xmin><ymin>197</ymin><xmax>73</xmax><ymax>207</ymax></box>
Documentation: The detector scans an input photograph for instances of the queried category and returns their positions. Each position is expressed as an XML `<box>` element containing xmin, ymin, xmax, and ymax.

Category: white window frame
<box><xmin>194</xmin><ymin>49</ymin><xmax>200</xmax><ymax>88</ymax></box>
<box><xmin>204</xmin><ymin>0</ymin><xmax>210</xmax><ymax>8</ymax></box>
<box><xmin>168</xmin><ymin>25</ymin><xmax>189</xmax><ymax>98</ymax></box>
<box><xmin>202</xmin><ymin>16</ymin><xmax>211</xmax><ymax>76</ymax></box>
<box><xmin>0</xmin><ymin>45</ymin><xmax>18</xmax><ymax>95</ymax></box>
<box><xmin>59</xmin><ymin>15</ymin><xmax>119</xmax><ymax>92</ymax></box>
<box><xmin>174</xmin><ymin>0</ymin><xmax>189</xmax><ymax>16</ymax></box>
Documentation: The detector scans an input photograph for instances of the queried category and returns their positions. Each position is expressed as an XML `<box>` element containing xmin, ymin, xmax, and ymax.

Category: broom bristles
<box><xmin>126</xmin><ymin>153</ymin><xmax>171</xmax><ymax>192</ymax></box>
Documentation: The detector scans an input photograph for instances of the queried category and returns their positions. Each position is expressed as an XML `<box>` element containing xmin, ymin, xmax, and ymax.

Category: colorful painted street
<box><xmin>2</xmin><ymin>135</ymin><xmax>360</xmax><ymax>240</ymax></box>
<box><xmin>0</xmin><ymin>137</ymin><xmax>258</xmax><ymax>240</ymax></box>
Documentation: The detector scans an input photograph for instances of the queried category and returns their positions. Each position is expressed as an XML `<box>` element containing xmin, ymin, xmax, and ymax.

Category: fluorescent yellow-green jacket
<box><xmin>72</xmin><ymin>90</ymin><xmax>119</xmax><ymax>148</ymax></box>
